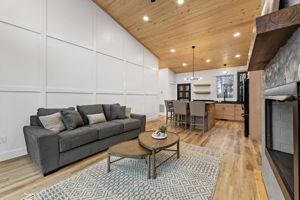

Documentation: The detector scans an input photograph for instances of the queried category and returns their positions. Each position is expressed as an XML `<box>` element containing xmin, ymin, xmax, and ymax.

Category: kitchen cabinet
<box><xmin>215</xmin><ymin>103</ymin><xmax>244</xmax><ymax>121</ymax></box>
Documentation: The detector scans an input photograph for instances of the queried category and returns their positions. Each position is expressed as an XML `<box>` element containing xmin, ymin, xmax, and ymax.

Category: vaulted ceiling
<box><xmin>93</xmin><ymin>0</ymin><xmax>261</xmax><ymax>73</ymax></box>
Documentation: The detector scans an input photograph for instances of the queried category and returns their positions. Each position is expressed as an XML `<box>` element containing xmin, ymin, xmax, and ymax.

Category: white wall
<box><xmin>158</xmin><ymin>69</ymin><xmax>176</xmax><ymax>114</ymax></box>
<box><xmin>0</xmin><ymin>0</ymin><xmax>159</xmax><ymax>161</ymax></box>
<box><xmin>176</xmin><ymin>66</ymin><xmax>247</xmax><ymax>101</ymax></box>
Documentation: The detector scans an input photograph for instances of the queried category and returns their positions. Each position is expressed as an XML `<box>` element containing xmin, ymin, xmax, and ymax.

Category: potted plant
<box><xmin>159</xmin><ymin>125</ymin><xmax>167</xmax><ymax>137</ymax></box>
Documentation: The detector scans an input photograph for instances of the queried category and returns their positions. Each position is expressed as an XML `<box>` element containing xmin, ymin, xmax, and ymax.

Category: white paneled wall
<box><xmin>0</xmin><ymin>0</ymin><xmax>159</xmax><ymax>161</ymax></box>
<box><xmin>0</xmin><ymin>23</ymin><xmax>41</xmax><ymax>88</ymax></box>
<box><xmin>47</xmin><ymin>0</ymin><xmax>94</xmax><ymax>49</ymax></box>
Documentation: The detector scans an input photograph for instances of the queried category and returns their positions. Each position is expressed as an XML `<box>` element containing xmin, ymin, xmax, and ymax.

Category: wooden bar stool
<box><xmin>189</xmin><ymin>101</ymin><xmax>206</xmax><ymax>133</ymax></box>
<box><xmin>173</xmin><ymin>100</ymin><xmax>189</xmax><ymax>129</ymax></box>
<box><xmin>164</xmin><ymin>100</ymin><xmax>174</xmax><ymax>125</ymax></box>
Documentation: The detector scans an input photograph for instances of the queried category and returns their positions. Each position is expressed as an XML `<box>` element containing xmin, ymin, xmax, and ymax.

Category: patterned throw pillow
<box><xmin>61</xmin><ymin>110</ymin><xmax>84</xmax><ymax>130</ymax></box>
<box><xmin>87</xmin><ymin>113</ymin><xmax>107</xmax><ymax>125</ymax></box>
<box><xmin>39</xmin><ymin>112</ymin><xmax>65</xmax><ymax>133</ymax></box>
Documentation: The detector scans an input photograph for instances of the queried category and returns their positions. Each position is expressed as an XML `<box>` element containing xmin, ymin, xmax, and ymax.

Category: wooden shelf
<box><xmin>193</xmin><ymin>83</ymin><xmax>211</xmax><ymax>87</ymax></box>
<box><xmin>193</xmin><ymin>91</ymin><xmax>211</xmax><ymax>94</ymax></box>
<box><xmin>248</xmin><ymin>4</ymin><xmax>300</xmax><ymax>71</ymax></box>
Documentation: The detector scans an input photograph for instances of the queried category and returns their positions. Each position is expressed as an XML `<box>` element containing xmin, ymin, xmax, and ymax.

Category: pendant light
<box><xmin>184</xmin><ymin>46</ymin><xmax>201</xmax><ymax>81</ymax></box>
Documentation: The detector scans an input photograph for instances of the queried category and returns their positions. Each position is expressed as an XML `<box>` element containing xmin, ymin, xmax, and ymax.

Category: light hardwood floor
<box><xmin>0</xmin><ymin>117</ymin><xmax>268</xmax><ymax>200</ymax></box>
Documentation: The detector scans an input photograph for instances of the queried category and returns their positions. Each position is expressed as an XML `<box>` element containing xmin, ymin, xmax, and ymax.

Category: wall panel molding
<box><xmin>0</xmin><ymin>0</ymin><xmax>41</xmax><ymax>33</ymax></box>
<box><xmin>0</xmin><ymin>0</ymin><xmax>159</xmax><ymax>161</ymax></box>
<box><xmin>0</xmin><ymin>86</ymin><xmax>41</xmax><ymax>93</ymax></box>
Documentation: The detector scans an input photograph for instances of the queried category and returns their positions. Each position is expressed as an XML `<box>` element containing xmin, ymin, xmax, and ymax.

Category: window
<box><xmin>216</xmin><ymin>75</ymin><xmax>234</xmax><ymax>98</ymax></box>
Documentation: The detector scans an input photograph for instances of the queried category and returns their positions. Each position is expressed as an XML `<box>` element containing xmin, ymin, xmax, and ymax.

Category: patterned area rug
<box><xmin>25</xmin><ymin>142</ymin><xmax>222</xmax><ymax>200</ymax></box>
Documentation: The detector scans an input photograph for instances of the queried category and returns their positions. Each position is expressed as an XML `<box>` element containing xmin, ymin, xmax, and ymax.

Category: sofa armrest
<box><xmin>131</xmin><ymin>113</ymin><xmax>146</xmax><ymax>132</ymax></box>
<box><xmin>23</xmin><ymin>126</ymin><xmax>59</xmax><ymax>175</ymax></box>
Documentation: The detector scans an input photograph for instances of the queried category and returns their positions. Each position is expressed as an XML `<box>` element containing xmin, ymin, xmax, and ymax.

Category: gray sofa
<box><xmin>23</xmin><ymin>104</ymin><xmax>146</xmax><ymax>175</ymax></box>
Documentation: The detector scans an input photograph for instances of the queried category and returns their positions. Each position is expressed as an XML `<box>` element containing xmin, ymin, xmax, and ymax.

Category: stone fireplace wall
<box><xmin>262</xmin><ymin>27</ymin><xmax>300</xmax><ymax>199</ymax></box>
<box><xmin>264</xmin><ymin>28</ymin><xmax>300</xmax><ymax>89</ymax></box>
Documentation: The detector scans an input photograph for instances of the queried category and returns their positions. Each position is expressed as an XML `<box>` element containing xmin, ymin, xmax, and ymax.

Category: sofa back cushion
<box><xmin>37</xmin><ymin>107</ymin><xmax>75</xmax><ymax>116</ymax></box>
<box><xmin>77</xmin><ymin>104</ymin><xmax>104</xmax><ymax>125</ymax></box>
<box><xmin>30</xmin><ymin>115</ymin><xmax>40</xmax><ymax>126</ymax></box>
<box><xmin>111</xmin><ymin>104</ymin><xmax>126</xmax><ymax>120</ymax></box>
<box><xmin>61</xmin><ymin>110</ymin><xmax>84</xmax><ymax>130</ymax></box>
<box><xmin>37</xmin><ymin>107</ymin><xmax>75</xmax><ymax>127</ymax></box>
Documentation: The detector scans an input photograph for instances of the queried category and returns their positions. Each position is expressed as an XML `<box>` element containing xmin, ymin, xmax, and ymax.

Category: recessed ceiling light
<box><xmin>235</xmin><ymin>54</ymin><xmax>241</xmax><ymax>58</ymax></box>
<box><xmin>170</xmin><ymin>48</ymin><xmax>176</xmax><ymax>53</ymax></box>
<box><xmin>177</xmin><ymin>0</ymin><xmax>184</xmax><ymax>5</ymax></box>
<box><xmin>182</xmin><ymin>63</ymin><xmax>187</xmax><ymax>67</ymax></box>
<box><xmin>143</xmin><ymin>15</ymin><xmax>149</xmax><ymax>22</ymax></box>
<box><xmin>206</xmin><ymin>59</ymin><xmax>211</xmax><ymax>63</ymax></box>
<box><xmin>233</xmin><ymin>32</ymin><xmax>241</xmax><ymax>37</ymax></box>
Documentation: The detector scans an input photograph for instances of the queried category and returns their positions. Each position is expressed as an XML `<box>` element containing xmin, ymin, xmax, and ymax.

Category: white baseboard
<box><xmin>147</xmin><ymin>115</ymin><xmax>159</xmax><ymax>121</ymax></box>
<box><xmin>0</xmin><ymin>147</ymin><xmax>27</xmax><ymax>162</ymax></box>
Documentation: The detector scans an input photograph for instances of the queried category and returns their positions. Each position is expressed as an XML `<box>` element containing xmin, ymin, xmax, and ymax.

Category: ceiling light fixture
<box><xmin>177</xmin><ymin>0</ymin><xmax>184</xmax><ymax>5</ymax></box>
<box><xmin>235</xmin><ymin>54</ymin><xmax>241</xmax><ymax>58</ymax></box>
<box><xmin>170</xmin><ymin>48</ymin><xmax>176</xmax><ymax>53</ymax></box>
<box><xmin>184</xmin><ymin>46</ymin><xmax>201</xmax><ymax>81</ymax></box>
<box><xmin>206</xmin><ymin>59</ymin><xmax>211</xmax><ymax>63</ymax></box>
<box><xmin>233</xmin><ymin>32</ymin><xmax>241</xmax><ymax>37</ymax></box>
<box><xmin>223</xmin><ymin>64</ymin><xmax>228</xmax><ymax>74</ymax></box>
<box><xmin>143</xmin><ymin>15</ymin><xmax>149</xmax><ymax>22</ymax></box>
<box><xmin>182</xmin><ymin>63</ymin><xmax>187</xmax><ymax>67</ymax></box>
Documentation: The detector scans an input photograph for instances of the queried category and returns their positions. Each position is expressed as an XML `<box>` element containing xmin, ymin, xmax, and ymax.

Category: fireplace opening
<box><xmin>265</xmin><ymin>82</ymin><xmax>299</xmax><ymax>200</ymax></box>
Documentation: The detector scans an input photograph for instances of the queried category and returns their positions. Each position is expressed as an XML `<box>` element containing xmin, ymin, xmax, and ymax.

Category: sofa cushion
<box><xmin>112</xmin><ymin>118</ymin><xmax>141</xmax><ymax>132</ymax></box>
<box><xmin>37</xmin><ymin>107</ymin><xmax>75</xmax><ymax>127</ymax></box>
<box><xmin>77</xmin><ymin>104</ymin><xmax>104</xmax><ymax>125</ymax></box>
<box><xmin>111</xmin><ymin>104</ymin><xmax>126</xmax><ymax>120</ymax></box>
<box><xmin>61</xmin><ymin>110</ymin><xmax>84</xmax><ymax>130</ymax></box>
<box><xmin>37</xmin><ymin>107</ymin><xmax>75</xmax><ymax>117</ymax></box>
<box><xmin>90</xmin><ymin>121</ymin><xmax>123</xmax><ymax>140</ymax></box>
<box><xmin>58</xmin><ymin>126</ymin><xmax>98</xmax><ymax>152</ymax></box>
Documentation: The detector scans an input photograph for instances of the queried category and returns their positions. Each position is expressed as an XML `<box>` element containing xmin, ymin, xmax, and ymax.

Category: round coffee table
<box><xmin>138</xmin><ymin>131</ymin><xmax>180</xmax><ymax>179</ymax></box>
<box><xmin>107</xmin><ymin>140</ymin><xmax>152</xmax><ymax>179</ymax></box>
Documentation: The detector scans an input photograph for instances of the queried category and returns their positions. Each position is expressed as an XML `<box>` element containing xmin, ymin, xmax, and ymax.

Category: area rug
<box><xmin>25</xmin><ymin>142</ymin><xmax>222</xmax><ymax>200</ymax></box>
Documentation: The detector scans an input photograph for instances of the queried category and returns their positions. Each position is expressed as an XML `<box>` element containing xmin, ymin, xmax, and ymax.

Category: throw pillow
<box><xmin>102</xmin><ymin>104</ymin><xmax>112</xmax><ymax>121</ymax></box>
<box><xmin>39</xmin><ymin>112</ymin><xmax>65</xmax><ymax>133</ymax></box>
<box><xmin>77</xmin><ymin>104</ymin><xmax>104</xmax><ymax>125</ymax></box>
<box><xmin>87</xmin><ymin>113</ymin><xmax>107</xmax><ymax>125</ymax></box>
<box><xmin>125</xmin><ymin>107</ymin><xmax>131</xmax><ymax>118</ymax></box>
<box><xmin>61</xmin><ymin>110</ymin><xmax>84</xmax><ymax>130</ymax></box>
<box><xmin>111</xmin><ymin>104</ymin><xmax>126</xmax><ymax>119</ymax></box>
<box><xmin>37</xmin><ymin>107</ymin><xmax>75</xmax><ymax>127</ymax></box>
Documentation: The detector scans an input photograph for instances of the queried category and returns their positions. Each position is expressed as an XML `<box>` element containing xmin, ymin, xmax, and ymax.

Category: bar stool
<box><xmin>164</xmin><ymin>100</ymin><xmax>174</xmax><ymax>125</ymax></box>
<box><xmin>173</xmin><ymin>100</ymin><xmax>189</xmax><ymax>129</ymax></box>
<box><xmin>189</xmin><ymin>101</ymin><xmax>206</xmax><ymax>133</ymax></box>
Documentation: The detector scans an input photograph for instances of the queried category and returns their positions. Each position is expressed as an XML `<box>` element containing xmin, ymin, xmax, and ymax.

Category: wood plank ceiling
<box><xmin>93</xmin><ymin>0</ymin><xmax>261</xmax><ymax>73</ymax></box>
